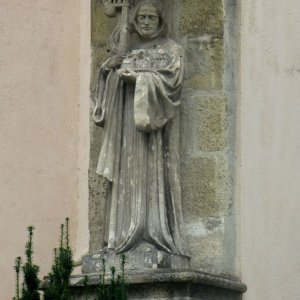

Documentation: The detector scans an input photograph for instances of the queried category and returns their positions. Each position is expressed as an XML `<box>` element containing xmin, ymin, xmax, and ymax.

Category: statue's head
<box><xmin>130</xmin><ymin>0</ymin><xmax>166</xmax><ymax>40</ymax></box>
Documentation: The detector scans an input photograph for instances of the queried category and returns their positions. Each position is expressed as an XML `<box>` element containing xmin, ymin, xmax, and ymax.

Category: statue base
<box><xmin>82</xmin><ymin>243</ymin><xmax>190</xmax><ymax>273</ymax></box>
<box><xmin>69</xmin><ymin>269</ymin><xmax>247</xmax><ymax>299</ymax></box>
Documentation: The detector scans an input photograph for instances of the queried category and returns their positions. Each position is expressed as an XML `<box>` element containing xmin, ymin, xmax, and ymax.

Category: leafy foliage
<box><xmin>13</xmin><ymin>257</ymin><xmax>22</xmax><ymax>300</ymax></box>
<box><xmin>13</xmin><ymin>219</ymin><xmax>128</xmax><ymax>300</ymax></box>
<box><xmin>83</xmin><ymin>275</ymin><xmax>89</xmax><ymax>300</ymax></box>
<box><xmin>21</xmin><ymin>226</ymin><xmax>40</xmax><ymax>300</ymax></box>
<box><xmin>95</xmin><ymin>255</ymin><xmax>127</xmax><ymax>300</ymax></box>
<box><xmin>44</xmin><ymin>218</ymin><xmax>73</xmax><ymax>300</ymax></box>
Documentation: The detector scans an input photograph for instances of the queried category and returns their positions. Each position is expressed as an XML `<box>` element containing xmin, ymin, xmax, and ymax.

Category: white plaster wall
<box><xmin>0</xmin><ymin>1</ymin><xmax>83</xmax><ymax>298</ymax></box>
<box><xmin>240</xmin><ymin>0</ymin><xmax>300</xmax><ymax>299</ymax></box>
<box><xmin>76</xmin><ymin>0</ymin><xmax>91</xmax><ymax>266</ymax></box>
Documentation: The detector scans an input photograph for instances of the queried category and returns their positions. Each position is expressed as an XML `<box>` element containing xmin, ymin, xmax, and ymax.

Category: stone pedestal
<box><xmin>70</xmin><ymin>270</ymin><xmax>246</xmax><ymax>300</ymax></box>
<box><xmin>82</xmin><ymin>243</ymin><xmax>190</xmax><ymax>273</ymax></box>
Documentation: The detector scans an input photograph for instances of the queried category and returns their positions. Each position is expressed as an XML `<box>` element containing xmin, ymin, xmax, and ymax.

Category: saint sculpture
<box><xmin>92</xmin><ymin>0</ymin><xmax>189</xmax><ymax>266</ymax></box>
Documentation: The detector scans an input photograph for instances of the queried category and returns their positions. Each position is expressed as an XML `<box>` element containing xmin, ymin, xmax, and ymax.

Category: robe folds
<box><xmin>93</xmin><ymin>38</ymin><xmax>189</xmax><ymax>256</ymax></box>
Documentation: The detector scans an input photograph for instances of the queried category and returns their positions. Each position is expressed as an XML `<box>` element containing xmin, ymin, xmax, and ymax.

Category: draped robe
<box><xmin>93</xmin><ymin>39</ymin><xmax>189</xmax><ymax>256</ymax></box>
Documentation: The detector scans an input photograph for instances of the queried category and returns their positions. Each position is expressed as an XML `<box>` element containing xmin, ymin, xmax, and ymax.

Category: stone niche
<box><xmin>74</xmin><ymin>0</ymin><xmax>246</xmax><ymax>299</ymax></box>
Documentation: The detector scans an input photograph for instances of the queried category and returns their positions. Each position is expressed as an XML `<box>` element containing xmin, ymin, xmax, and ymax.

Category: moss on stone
<box><xmin>91</xmin><ymin>0</ymin><xmax>117</xmax><ymax>46</ymax></box>
<box><xmin>179</xmin><ymin>0</ymin><xmax>224</xmax><ymax>36</ymax></box>
<box><xmin>181</xmin><ymin>157</ymin><xmax>217</xmax><ymax>218</ymax></box>
<box><xmin>184</xmin><ymin>35</ymin><xmax>224</xmax><ymax>90</ymax></box>
<box><xmin>187</xmin><ymin>234</ymin><xmax>223</xmax><ymax>273</ymax></box>
<box><xmin>196</xmin><ymin>95</ymin><xmax>227</xmax><ymax>151</ymax></box>
<box><xmin>181</xmin><ymin>156</ymin><xmax>230</xmax><ymax>218</ymax></box>
<box><xmin>90</xmin><ymin>46</ymin><xmax>111</xmax><ymax>96</ymax></box>
<box><xmin>180</xmin><ymin>95</ymin><xmax>227</xmax><ymax>153</ymax></box>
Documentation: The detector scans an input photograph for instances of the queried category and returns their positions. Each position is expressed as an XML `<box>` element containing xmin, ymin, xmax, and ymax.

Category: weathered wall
<box><xmin>180</xmin><ymin>0</ymin><xmax>235</xmax><ymax>275</ymax></box>
<box><xmin>0</xmin><ymin>1</ymin><xmax>81</xmax><ymax>298</ymax></box>
<box><xmin>239</xmin><ymin>0</ymin><xmax>300</xmax><ymax>299</ymax></box>
<box><xmin>76</xmin><ymin>0</ymin><xmax>91</xmax><ymax>268</ymax></box>
<box><xmin>89</xmin><ymin>0</ymin><xmax>239</xmax><ymax>277</ymax></box>
<box><xmin>88</xmin><ymin>0</ymin><xmax>116</xmax><ymax>252</ymax></box>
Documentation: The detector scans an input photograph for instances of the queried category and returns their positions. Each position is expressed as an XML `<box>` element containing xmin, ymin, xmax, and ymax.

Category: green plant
<box><xmin>13</xmin><ymin>219</ymin><xmax>128</xmax><ymax>300</ymax></box>
<box><xmin>95</xmin><ymin>255</ymin><xmax>127</xmax><ymax>300</ymax></box>
<box><xmin>13</xmin><ymin>256</ymin><xmax>22</xmax><ymax>300</ymax></box>
<box><xmin>83</xmin><ymin>275</ymin><xmax>89</xmax><ymax>300</ymax></box>
<box><xmin>44</xmin><ymin>218</ymin><xmax>73</xmax><ymax>300</ymax></box>
<box><xmin>21</xmin><ymin>226</ymin><xmax>40</xmax><ymax>300</ymax></box>
<box><xmin>119</xmin><ymin>254</ymin><xmax>127</xmax><ymax>300</ymax></box>
<box><xmin>95</xmin><ymin>259</ymin><xmax>106</xmax><ymax>300</ymax></box>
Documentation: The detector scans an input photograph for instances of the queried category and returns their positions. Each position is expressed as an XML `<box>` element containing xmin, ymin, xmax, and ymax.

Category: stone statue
<box><xmin>92</xmin><ymin>0</ymin><xmax>189</xmax><ymax>264</ymax></box>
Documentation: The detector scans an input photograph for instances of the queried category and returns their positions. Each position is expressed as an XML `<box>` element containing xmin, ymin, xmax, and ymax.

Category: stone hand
<box><xmin>106</xmin><ymin>54</ymin><xmax>125</xmax><ymax>69</ymax></box>
<box><xmin>118</xmin><ymin>68</ymin><xmax>138</xmax><ymax>82</ymax></box>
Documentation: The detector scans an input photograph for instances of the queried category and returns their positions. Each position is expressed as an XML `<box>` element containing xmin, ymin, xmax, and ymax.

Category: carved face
<box><xmin>136</xmin><ymin>4</ymin><xmax>160</xmax><ymax>39</ymax></box>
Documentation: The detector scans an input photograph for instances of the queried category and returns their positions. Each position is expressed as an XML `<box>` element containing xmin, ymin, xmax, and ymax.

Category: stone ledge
<box><xmin>70</xmin><ymin>269</ymin><xmax>247</xmax><ymax>293</ymax></box>
<box><xmin>82</xmin><ymin>248</ymin><xmax>190</xmax><ymax>273</ymax></box>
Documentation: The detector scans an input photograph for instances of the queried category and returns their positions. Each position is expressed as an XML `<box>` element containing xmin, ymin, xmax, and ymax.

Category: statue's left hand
<box><xmin>118</xmin><ymin>68</ymin><xmax>138</xmax><ymax>83</ymax></box>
